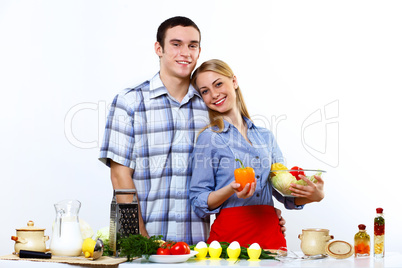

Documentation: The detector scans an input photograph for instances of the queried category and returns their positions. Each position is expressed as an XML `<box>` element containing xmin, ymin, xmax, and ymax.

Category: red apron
<box><xmin>207</xmin><ymin>205</ymin><xmax>287</xmax><ymax>250</ymax></box>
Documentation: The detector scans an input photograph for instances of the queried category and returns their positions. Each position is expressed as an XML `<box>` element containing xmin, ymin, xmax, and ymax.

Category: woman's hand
<box><xmin>290</xmin><ymin>174</ymin><xmax>324</xmax><ymax>202</ymax></box>
<box><xmin>275</xmin><ymin>208</ymin><xmax>286</xmax><ymax>236</ymax></box>
<box><xmin>231</xmin><ymin>181</ymin><xmax>256</xmax><ymax>199</ymax></box>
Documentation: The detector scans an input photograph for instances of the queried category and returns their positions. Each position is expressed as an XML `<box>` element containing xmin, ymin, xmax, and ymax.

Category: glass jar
<box><xmin>354</xmin><ymin>224</ymin><xmax>370</xmax><ymax>257</ymax></box>
<box><xmin>374</xmin><ymin>208</ymin><xmax>385</xmax><ymax>258</ymax></box>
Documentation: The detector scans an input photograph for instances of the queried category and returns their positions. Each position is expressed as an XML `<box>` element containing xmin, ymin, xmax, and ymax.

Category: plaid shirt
<box><xmin>99</xmin><ymin>73</ymin><xmax>210</xmax><ymax>244</ymax></box>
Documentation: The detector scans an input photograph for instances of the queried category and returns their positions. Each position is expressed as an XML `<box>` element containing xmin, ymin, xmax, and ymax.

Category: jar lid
<box><xmin>16</xmin><ymin>221</ymin><xmax>45</xmax><ymax>231</ymax></box>
<box><xmin>325</xmin><ymin>240</ymin><xmax>354</xmax><ymax>259</ymax></box>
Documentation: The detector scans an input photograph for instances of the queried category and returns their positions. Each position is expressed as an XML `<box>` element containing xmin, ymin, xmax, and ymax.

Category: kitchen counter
<box><xmin>1</xmin><ymin>252</ymin><xmax>402</xmax><ymax>268</ymax></box>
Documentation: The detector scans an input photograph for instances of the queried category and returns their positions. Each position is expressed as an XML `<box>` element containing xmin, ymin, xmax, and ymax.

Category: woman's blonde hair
<box><xmin>191</xmin><ymin>59</ymin><xmax>251</xmax><ymax>133</ymax></box>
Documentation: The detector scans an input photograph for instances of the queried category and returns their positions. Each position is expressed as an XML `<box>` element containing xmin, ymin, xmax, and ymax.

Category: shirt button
<box><xmin>256</xmin><ymin>193</ymin><xmax>260</xmax><ymax>197</ymax></box>
<box><xmin>257</xmin><ymin>175</ymin><xmax>260</xmax><ymax>179</ymax></box>
<box><xmin>256</xmin><ymin>156</ymin><xmax>259</xmax><ymax>159</ymax></box>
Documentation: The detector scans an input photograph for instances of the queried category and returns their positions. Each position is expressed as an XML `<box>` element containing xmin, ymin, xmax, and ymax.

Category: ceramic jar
<box><xmin>298</xmin><ymin>228</ymin><xmax>334</xmax><ymax>256</ymax></box>
<box><xmin>11</xmin><ymin>220</ymin><xmax>49</xmax><ymax>253</ymax></box>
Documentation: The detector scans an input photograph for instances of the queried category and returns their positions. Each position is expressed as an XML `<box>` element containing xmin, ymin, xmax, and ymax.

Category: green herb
<box><xmin>119</xmin><ymin>234</ymin><xmax>163</xmax><ymax>261</ymax></box>
<box><xmin>190</xmin><ymin>242</ymin><xmax>277</xmax><ymax>260</ymax></box>
<box><xmin>102</xmin><ymin>243</ymin><xmax>114</xmax><ymax>256</ymax></box>
<box><xmin>375</xmin><ymin>216</ymin><xmax>385</xmax><ymax>226</ymax></box>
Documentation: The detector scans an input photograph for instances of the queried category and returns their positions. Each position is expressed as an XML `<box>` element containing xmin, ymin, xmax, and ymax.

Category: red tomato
<box><xmin>170</xmin><ymin>242</ymin><xmax>190</xmax><ymax>255</ymax></box>
<box><xmin>290</xmin><ymin>166</ymin><xmax>305</xmax><ymax>180</ymax></box>
<box><xmin>157</xmin><ymin>247</ymin><xmax>171</xmax><ymax>255</ymax></box>
<box><xmin>161</xmin><ymin>241</ymin><xmax>175</xmax><ymax>249</ymax></box>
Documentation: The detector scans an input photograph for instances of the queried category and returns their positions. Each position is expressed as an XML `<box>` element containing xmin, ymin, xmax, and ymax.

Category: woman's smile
<box><xmin>213</xmin><ymin>97</ymin><xmax>226</xmax><ymax>106</ymax></box>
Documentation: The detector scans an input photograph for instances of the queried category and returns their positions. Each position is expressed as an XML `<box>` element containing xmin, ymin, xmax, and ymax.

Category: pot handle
<box><xmin>326</xmin><ymin>235</ymin><xmax>334</xmax><ymax>241</ymax></box>
<box><xmin>298</xmin><ymin>234</ymin><xmax>303</xmax><ymax>240</ymax></box>
<box><xmin>43</xmin><ymin>235</ymin><xmax>50</xmax><ymax>242</ymax></box>
<box><xmin>11</xmin><ymin>236</ymin><xmax>27</xmax><ymax>244</ymax></box>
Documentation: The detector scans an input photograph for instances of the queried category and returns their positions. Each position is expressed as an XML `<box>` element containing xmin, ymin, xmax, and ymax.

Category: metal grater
<box><xmin>109</xmin><ymin>189</ymin><xmax>140</xmax><ymax>257</ymax></box>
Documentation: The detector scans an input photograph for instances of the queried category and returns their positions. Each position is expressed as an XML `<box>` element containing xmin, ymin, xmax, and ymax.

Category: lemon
<box><xmin>82</xmin><ymin>238</ymin><xmax>96</xmax><ymax>258</ymax></box>
<box><xmin>271</xmin><ymin>163</ymin><xmax>288</xmax><ymax>175</ymax></box>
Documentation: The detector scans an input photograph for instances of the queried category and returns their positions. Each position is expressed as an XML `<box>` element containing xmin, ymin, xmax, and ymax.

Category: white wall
<box><xmin>1</xmin><ymin>0</ymin><xmax>401</xmax><ymax>255</ymax></box>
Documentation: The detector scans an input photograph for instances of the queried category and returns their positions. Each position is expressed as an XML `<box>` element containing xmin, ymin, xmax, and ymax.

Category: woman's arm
<box><xmin>207</xmin><ymin>181</ymin><xmax>256</xmax><ymax>210</ymax></box>
<box><xmin>290</xmin><ymin>174</ymin><xmax>325</xmax><ymax>206</ymax></box>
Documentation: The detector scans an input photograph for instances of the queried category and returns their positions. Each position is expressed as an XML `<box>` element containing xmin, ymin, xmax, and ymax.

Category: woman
<box><xmin>189</xmin><ymin>59</ymin><xmax>324</xmax><ymax>250</ymax></box>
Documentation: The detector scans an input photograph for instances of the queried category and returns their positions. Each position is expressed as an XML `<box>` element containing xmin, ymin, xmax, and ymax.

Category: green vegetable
<box><xmin>96</xmin><ymin>226</ymin><xmax>110</xmax><ymax>242</ymax></box>
<box><xmin>119</xmin><ymin>234</ymin><xmax>163</xmax><ymax>261</ymax></box>
<box><xmin>270</xmin><ymin>171</ymin><xmax>321</xmax><ymax>195</ymax></box>
<box><xmin>190</xmin><ymin>242</ymin><xmax>277</xmax><ymax>260</ymax></box>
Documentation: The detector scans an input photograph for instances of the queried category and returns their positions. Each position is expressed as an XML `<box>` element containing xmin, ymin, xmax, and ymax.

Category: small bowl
<box><xmin>269</xmin><ymin>169</ymin><xmax>325</xmax><ymax>197</ymax></box>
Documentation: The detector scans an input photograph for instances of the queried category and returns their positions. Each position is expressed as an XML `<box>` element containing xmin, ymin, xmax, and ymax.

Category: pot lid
<box><xmin>325</xmin><ymin>240</ymin><xmax>354</xmax><ymax>259</ymax></box>
<box><xmin>16</xmin><ymin>221</ymin><xmax>45</xmax><ymax>231</ymax></box>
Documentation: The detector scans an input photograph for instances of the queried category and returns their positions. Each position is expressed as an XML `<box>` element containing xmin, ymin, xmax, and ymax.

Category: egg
<box><xmin>227</xmin><ymin>241</ymin><xmax>241</xmax><ymax>260</ymax></box>
<box><xmin>249</xmin><ymin>243</ymin><xmax>261</xmax><ymax>250</ymax></box>
<box><xmin>209</xmin><ymin>240</ymin><xmax>221</xmax><ymax>249</ymax></box>
<box><xmin>228</xmin><ymin>241</ymin><xmax>240</xmax><ymax>249</ymax></box>
<box><xmin>208</xmin><ymin>240</ymin><xmax>222</xmax><ymax>259</ymax></box>
<box><xmin>196</xmin><ymin>241</ymin><xmax>207</xmax><ymax>248</ymax></box>
<box><xmin>247</xmin><ymin>243</ymin><xmax>262</xmax><ymax>261</ymax></box>
<box><xmin>194</xmin><ymin>241</ymin><xmax>208</xmax><ymax>259</ymax></box>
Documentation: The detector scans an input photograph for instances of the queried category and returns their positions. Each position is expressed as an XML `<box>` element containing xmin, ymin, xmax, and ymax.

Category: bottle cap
<box><xmin>376</xmin><ymin>208</ymin><xmax>383</xmax><ymax>213</ymax></box>
<box><xmin>358</xmin><ymin>224</ymin><xmax>366</xmax><ymax>230</ymax></box>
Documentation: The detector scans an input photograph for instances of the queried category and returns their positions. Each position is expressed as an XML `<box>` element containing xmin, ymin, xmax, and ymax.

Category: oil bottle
<box><xmin>354</xmin><ymin>224</ymin><xmax>370</xmax><ymax>257</ymax></box>
<box><xmin>374</xmin><ymin>208</ymin><xmax>385</xmax><ymax>258</ymax></box>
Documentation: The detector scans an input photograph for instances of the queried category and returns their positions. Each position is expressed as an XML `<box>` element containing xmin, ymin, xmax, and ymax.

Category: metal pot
<box><xmin>11</xmin><ymin>221</ymin><xmax>49</xmax><ymax>253</ymax></box>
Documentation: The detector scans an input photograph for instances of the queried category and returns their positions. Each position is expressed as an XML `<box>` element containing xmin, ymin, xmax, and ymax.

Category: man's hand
<box><xmin>110</xmin><ymin>160</ymin><xmax>149</xmax><ymax>237</ymax></box>
<box><xmin>275</xmin><ymin>208</ymin><xmax>286</xmax><ymax>236</ymax></box>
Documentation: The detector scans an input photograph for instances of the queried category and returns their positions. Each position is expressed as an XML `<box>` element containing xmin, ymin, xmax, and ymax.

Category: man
<box><xmin>99</xmin><ymin>16</ymin><xmax>285</xmax><ymax>245</ymax></box>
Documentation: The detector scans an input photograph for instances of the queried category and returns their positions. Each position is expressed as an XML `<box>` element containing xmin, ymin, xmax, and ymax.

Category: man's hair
<box><xmin>156</xmin><ymin>16</ymin><xmax>201</xmax><ymax>49</ymax></box>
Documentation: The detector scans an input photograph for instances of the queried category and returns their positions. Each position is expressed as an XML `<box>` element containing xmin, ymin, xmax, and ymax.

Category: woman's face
<box><xmin>196</xmin><ymin>71</ymin><xmax>239</xmax><ymax>116</ymax></box>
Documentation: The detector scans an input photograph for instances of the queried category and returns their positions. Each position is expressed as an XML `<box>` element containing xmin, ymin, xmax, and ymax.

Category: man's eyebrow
<box><xmin>169</xmin><ymin>39</ymin><xmax>200</xmax><ymax>44</ymax></box>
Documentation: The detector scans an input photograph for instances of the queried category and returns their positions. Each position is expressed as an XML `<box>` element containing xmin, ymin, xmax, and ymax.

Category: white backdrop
<box><xmin>1</xmin><ymin>0</ymin><xmax>401</xmax><ymax>256</ymax></box>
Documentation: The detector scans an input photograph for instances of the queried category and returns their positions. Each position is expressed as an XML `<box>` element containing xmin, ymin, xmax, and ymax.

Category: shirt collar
<box><xmin>221</xmin><ymin>116</ymin><xmax>254</xmax><ymax>132</ymax></box>
<box><xmin>149</xmin><ymin>73</ymin><xmax>167</xmax><ymax>99</ymax></box>
<box><xmin>148</xmin><ymin>72</ymin><xmax>203</xmax><ymax>101</ymax></box>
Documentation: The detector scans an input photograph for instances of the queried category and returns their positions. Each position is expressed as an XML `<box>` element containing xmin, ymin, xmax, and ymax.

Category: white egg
<box><xmin>249</xmin><ymin>243</ymin><xmax>261</xmax><ymax>250</ymax></box>
<box><xmin>196</xmin><ymin>241</ymin><xmax>207</xmax><ymax>248</ymax></box>
<box><xmin>228</xmin><ymin>241</ymin><xmax>240</xmax><ymax>249</ymax></box>
<box><xmin>209</xmin><ymin>240</ymin><xmax>221</xmax><ymax>249</ymax></box>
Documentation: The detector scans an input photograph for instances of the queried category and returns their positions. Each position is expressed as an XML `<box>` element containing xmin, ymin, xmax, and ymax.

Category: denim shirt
<box><xmin>189</xmin><ymin>117</ymin><xmax>303</xmax><ymax>219</ymax></box>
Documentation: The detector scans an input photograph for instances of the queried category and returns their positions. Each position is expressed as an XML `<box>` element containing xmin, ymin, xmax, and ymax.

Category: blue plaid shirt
<box><xmin>99</xmin><ymin>73</ymin><xmax>210</xmax><ymax>244</ymax></box>
<box><xmin>190</xmin><ymin>118</ymin><xmax>303</xmax><ymax>219</ymax></box>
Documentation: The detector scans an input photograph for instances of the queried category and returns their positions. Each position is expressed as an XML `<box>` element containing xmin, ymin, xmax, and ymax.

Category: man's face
<box><xmin>155</xmin><ymin>26</ymin><xmax>201</xmax><ymax>80</ymax></box>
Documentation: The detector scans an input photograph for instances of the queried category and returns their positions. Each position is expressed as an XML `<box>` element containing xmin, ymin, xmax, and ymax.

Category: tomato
<box><xmin>161</xmin><ymin>241</ymin><xmax>175</xmax><ymax>249</ymax></box>
<box><xmin>290</xmin><ymin>166</ymin><xmax>305</xmax><ymax>180</ymax></box>
<box><xmin>157</xmin><ymin>247</ymin><xmax>171</xmax><ymax>255</ymax></box>
<box><xmin>170</xmin><ymin>241</ymin><xmax>190</xmax><ymax>255</ymax></box>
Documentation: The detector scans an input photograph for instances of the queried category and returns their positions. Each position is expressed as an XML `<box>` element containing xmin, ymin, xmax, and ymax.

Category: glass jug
<box><xmin>50</xmin><ymin>199</ymin><xmax>83</xmax><ymax>256</ymax></box>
